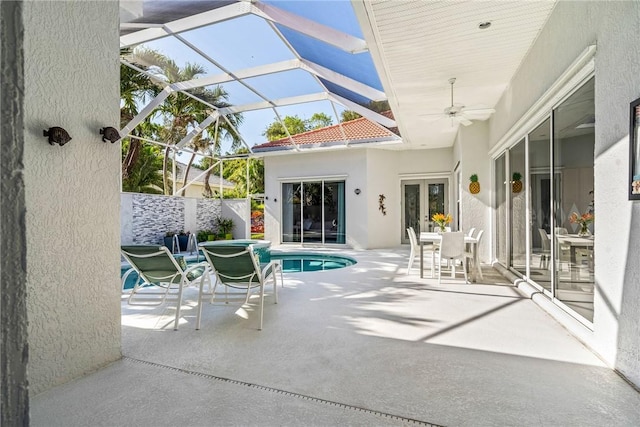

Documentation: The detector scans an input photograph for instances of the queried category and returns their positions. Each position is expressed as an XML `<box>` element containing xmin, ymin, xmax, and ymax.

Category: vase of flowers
<box><xmin>432</xmin><ymin>213</ymin><xmax>452</xmax><ymax>233</ymax></box>
<box><xmin>569</xmin><ymin>211</ymin><xmax>594</xmax><ymax>237</ymax></box>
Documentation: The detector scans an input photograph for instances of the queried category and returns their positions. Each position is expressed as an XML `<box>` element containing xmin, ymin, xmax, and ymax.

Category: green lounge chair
<box><xmin>198</xmin><ymin>244</ymin><xmax>279</xmax><ymax>331</ymax></box>
<box><xmin>121</xmin><ymin>245</ymin><xmax>210</xmax><ymax>330</ymax></box>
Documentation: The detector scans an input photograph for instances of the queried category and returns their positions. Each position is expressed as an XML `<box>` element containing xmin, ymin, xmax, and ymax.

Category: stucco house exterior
<box><xmin>174</xmin><ymin>161</ymin><xmax>236</xmax><ymax>199</ymax></box>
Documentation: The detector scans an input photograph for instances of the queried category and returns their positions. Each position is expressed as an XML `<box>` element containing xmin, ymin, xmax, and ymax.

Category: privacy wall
<box><xmin>120</xmin><ymin>193</ymin><xmax>223</xmax><ymax>244</ymax></box>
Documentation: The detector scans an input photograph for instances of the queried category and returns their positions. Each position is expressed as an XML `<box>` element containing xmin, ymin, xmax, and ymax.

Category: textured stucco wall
<box><xmin>1</xmin><ymin>1</ymin><xmax>29</xmax><ymax>423</ymax></box>
<box><xmin>457</xmin><ymin>122</ymin><xmax>491</xmax><ymax>263</ymax></box>
<box><xmin>263</xmin><ymin>147</ymin><xmax>453</xmax><ymax>249</ymax></box>
<box><xmin>23</xmin><ymin>2</ymin><xmax>121</xmax><ymax>394</ymax></box>
<box><xmin>221</xmin><ymin>199</ymin><xmax>250</xmax><ymax>239</ymax></box>
<box><xmin>263</xmin><ymin>149</ymin><xmax>368</xmax><ymax>248</ymax></box>
<box><xmin>489</xmin><ymin>1</ymin><xmax>640</xmax><ymax>385</ymax></box>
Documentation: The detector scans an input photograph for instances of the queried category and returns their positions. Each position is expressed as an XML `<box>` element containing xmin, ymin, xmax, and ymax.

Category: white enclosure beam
<box><xmin>299</xmin><ymin>59</ymin><xmax>386</xmax><ymax>102</ymax></box>
<box><xmin>218</xmin><ymin>92</ymin><xmax>328</xmax><ymax>115</ymax></box>
<box><xmin>120</xmin><ymin>86</ymin><xmax>172</xmax><ymax>136</ymax></box>
<box><xmin>251</xmin><ymin>2</ymin><xmax>368</xmax><ymax>54</ymax></box>
<box><xmin>175</xmin><ymin>112</ymin><xmax>221</xmax><ymax>149</ymax></box>
<box><xmin>328</xmin><ymin>93</ymin><xmax>396</xmax><ymax>128</ymax></box>
<box><xmin>120</xmin><ymin>1</ymin><xmax>252</xmax><ymax>47</ymax></box>
<box><xmin>170</xmin><ymin>59</ymin><xmax>299</xmax><ymax>91</ymax></box>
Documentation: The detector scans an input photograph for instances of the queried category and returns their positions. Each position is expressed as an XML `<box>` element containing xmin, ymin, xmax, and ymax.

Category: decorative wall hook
<box><xmin>43</xmin><ymin>127</ymin><xmax>72</xmax><ymax>146</ymax></box>
<box><xmin>99</xmin><ymin>127</ymin><xmax>120</xmax><ymax>143</ymax></box>
<box><xmin>378</xmin><ymin>194</ymin><xmax>386</xmax><ymax>215</ymax></box>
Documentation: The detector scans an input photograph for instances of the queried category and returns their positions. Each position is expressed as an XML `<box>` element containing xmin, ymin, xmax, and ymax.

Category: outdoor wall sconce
<box><xmin>354</xmin><ymin>188</ymin><xmax>361</xmax><ymax>195</ymax></box>
<box><xmin>100</xmin><ymin>127</ymin><xmax>121</xmax><ymax>143</ymax></box>
<box><xmin>43</xmin><ymin>127</ymin><xmax>72</xmax><ymax>146</ymax></box>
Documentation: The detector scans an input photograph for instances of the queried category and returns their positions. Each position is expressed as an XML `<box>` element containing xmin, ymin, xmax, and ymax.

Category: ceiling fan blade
<box><xmin>462</xmin><ymin>107</ymin><xmax>495</xmax><ymax>115</ymax></box>
<box><xmin>455</xmin><ymin>115</ymin><xmax>473</xmax><ymax>126</ymax></box>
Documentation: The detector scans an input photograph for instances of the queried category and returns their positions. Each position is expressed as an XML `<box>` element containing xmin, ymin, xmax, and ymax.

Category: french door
<box><xmin>401</xmin><ymin>179</ymin><xmax>448</xmax><ymax>244</ymax></box>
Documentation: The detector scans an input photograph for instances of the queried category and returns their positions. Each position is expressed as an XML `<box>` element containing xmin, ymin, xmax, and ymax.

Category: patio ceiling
<box><xmin>119</xmin><ymin>0</ymin><xmax>556</xmax><ymax>155</ymax></box>
<box><xmin>352</xmin><ymin>0</ymin><xmax>557</xmax><ymax>149</ymax></box>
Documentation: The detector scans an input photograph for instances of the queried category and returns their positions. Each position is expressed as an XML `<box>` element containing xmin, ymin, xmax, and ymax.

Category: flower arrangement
<box><xmin>432</xmin><ymin>213</ymin><xmax>452</xmax><ymax>232</ymax></box>
<box><xmin>569</xmin><ymin>211</ymin><xmax>594</xmax><ymax>236</ymax></box>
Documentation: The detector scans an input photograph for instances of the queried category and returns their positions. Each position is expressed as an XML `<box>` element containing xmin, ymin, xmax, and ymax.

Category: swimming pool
<box><xmin>272</xmin><ymin>252</ymin><xmax>356</xmax><ymax>273</ymax></box>
<box><xmin>121</xmin><ymin>250</ymin><xmax>356</xmax><ymax>289</ymax></box>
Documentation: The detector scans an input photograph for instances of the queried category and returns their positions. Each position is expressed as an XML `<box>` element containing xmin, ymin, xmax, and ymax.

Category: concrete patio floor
<box><xmin>32</xmin><ymin>247</ymin><xmax>640</xmax><ymax>426</ymax></box>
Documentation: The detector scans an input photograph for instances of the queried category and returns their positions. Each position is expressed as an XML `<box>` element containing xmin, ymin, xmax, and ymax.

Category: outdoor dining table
<box><xmin>419</xmin><ymin>232</ymin><xmax>481</xmax><ymax>281</ymax></box>
<box><xmin>555</xmin><ymin>234</ymin><xmax>594</xmax><ymax>282</ymax></box>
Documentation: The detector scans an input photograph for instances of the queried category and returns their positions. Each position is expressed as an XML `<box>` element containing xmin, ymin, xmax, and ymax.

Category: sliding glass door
<box><xmin>553</xmin><ymin>79</ymin><xmax>595</xmax><ymax>321</ymax></box>
<box><xmin>494</xmin><ymin>76</ymin><xmax>595</xmax><ymax>323</ymax></box>
<box><xmin>281</xmin><ymin>180</ymin><xmax>346</xmax><ymax>245</ymax></box>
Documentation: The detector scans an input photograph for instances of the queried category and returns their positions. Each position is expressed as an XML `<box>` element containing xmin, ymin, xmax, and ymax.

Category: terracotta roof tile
<box><xmin>252</xmin><ymin>111</ymin><xmax>399</xmax><ymax>151</ymax></box>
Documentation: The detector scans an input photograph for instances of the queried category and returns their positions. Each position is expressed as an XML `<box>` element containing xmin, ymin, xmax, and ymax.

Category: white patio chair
<box><xmin>467</xmin><ymin>227</ymin><xmax>476</xmax><ymax>238</ymax></box>
<box><xmin>407</xmin><ymin>227</ymin><xmax>419</xmax><ymax>273</ymax></box>
<box><xmin>435</xmin><ymin>232</ymin><xmax>468</xmax><ymax>284</ymax></box>
<box><xmin>469</xmin><ymin>229</ymin><xmax>484</xmax><ymax>281</ymax></box>
<box><xmin>407</xmin><ymin>227</ymin><xmax>436</xmax><ymax>275</ymax></box>
<box><xmin>538</xmin><ymin>228</ymin><xmax>551</xmax><ymax>269</ymax></box>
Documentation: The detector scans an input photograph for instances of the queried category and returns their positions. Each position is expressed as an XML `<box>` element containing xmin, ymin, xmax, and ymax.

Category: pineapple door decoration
<box><xmin>469</xmin><ymin>174</ymin><xmax>480</xmax><ymax>194</ymax></box>
<box><xmin>512</xmin><ymin>172</ymin><xmax>523</xmax><ymax>193</ymax></box>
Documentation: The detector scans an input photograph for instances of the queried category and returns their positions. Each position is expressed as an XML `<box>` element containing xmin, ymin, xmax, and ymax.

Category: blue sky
<box><xmin>135</xmin><ymin>0</ymin><xmax>374</xmax><ymax>157</ymax></box>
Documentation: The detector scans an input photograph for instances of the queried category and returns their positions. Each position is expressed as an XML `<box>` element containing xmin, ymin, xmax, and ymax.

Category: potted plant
<box><xmin>196</xmin><ymin>230</ymin><xmax>209</xmax><ymax>243</ymax></box>
<box><xmin>164</xmin><ymin>231</ymin><xmax>177</xmax><ymax>251</ymax></box>
<box><xmin>177</xmin><ymin>231</ymin><xmax>189</xmax><ymax>251</ymax></box>
<box><xmin>215</xmin><ymin>216</ymin><xmax>235</xmax><ymax>240</ymax></box>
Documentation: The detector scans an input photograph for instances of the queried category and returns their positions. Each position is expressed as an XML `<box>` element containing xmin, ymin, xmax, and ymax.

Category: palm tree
<box><xmin>121</xmin><ymin>142</ymin><xmax>166</xmax><ymax>194</ymax></box>
<box><xmin>130</xmin><ymin>47</ymin><xmax>243</xmax><ymax>195</ymax></box>
<box><xmin>177</xmin><ymin>86</ymin><xmax>243</xmax><ymax>196</ymax></box>
<box><xmin>120</xmin><ymin>48</ymin><xmax>161</xmax><ymax>181</ymax></box>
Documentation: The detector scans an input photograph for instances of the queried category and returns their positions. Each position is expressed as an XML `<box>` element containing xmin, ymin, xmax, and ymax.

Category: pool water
<box><xmin>273</xmin><ymin>253</ymin><xmax>356</xmax><ymax>273</ymax></box>
<box><xmin>121</xmin><ymin>251</ymin><xmax>356</xmax><ymax>289</ymax></box>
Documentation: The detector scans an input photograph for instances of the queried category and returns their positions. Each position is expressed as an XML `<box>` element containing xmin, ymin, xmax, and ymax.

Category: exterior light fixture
<box><xmin>99</xmin><ymin>127</ymin><xmax>121</xmax><ymax>143</ymax></box>
<box><xmin>43</xmin><ymin>127</ymin><xmax>72</xmax><ymax>146</ymax></box>
<box><xmin>478</xmin><ymin>21</ymin><xmax>492</xmax><ymax>29</ymax></box>
<box><xmin>354</xmin><ymin>188</ymin><xmax>361</xmax><ymax>195</ymax></box>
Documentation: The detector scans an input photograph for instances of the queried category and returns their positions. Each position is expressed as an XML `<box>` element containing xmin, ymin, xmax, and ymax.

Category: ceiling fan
<box><xmin>421</xmin><ymin>78</ymin><xmax>495</xmax><ymax>126</ymax></box>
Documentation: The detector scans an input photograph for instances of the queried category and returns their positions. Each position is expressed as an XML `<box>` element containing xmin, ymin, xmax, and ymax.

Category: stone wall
<box><xmin>197</xmin><ymin>198</ymin><xmax>222</xmax><ymax>232</ymax></box>
<box><xmin>121</xmin><ymin>193</ymin><xmax>245</xmax><ymax>244</ymax></box>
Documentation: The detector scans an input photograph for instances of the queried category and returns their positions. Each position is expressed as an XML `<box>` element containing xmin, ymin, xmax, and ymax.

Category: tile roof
<box><xmin>252</xmin><ymin>111</ymin><xmax>400</xmax><ymax>152</ymax></box>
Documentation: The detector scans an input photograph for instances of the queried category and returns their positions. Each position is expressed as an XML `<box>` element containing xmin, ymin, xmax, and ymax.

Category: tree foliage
<box><xmin>262</xmin><ymin>113</ymin><xmax>335</xmax><ymax>141</ymax></box>
<box><xmin>123</xmin><ymin>47</ymin><xmax>243</xmax><ymax>195</ymax></box>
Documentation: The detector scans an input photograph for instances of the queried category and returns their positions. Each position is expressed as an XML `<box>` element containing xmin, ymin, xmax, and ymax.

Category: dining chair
<box><xmin>470</xmin><ymin>229</ymin><xmax>484</xmax><ymax>281</ymax></box>
<box><xmin>406</xmin><ymin>227</ymin><xmax>419</xmax><ymax>273</ymax></box>
<box><xmin>467</xmin><ymin>227</ymin><xmax>476</xmax><ymax>238</ymax></box>
<box><xmin>435</xmin><ymin>232</ymin><xmax>468</xmax><ymax>284</ymax></box>
<box><xmin>537</xmin><ymin>228</ymin><xmax>551</xmax><ymax>269</ymax></box>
